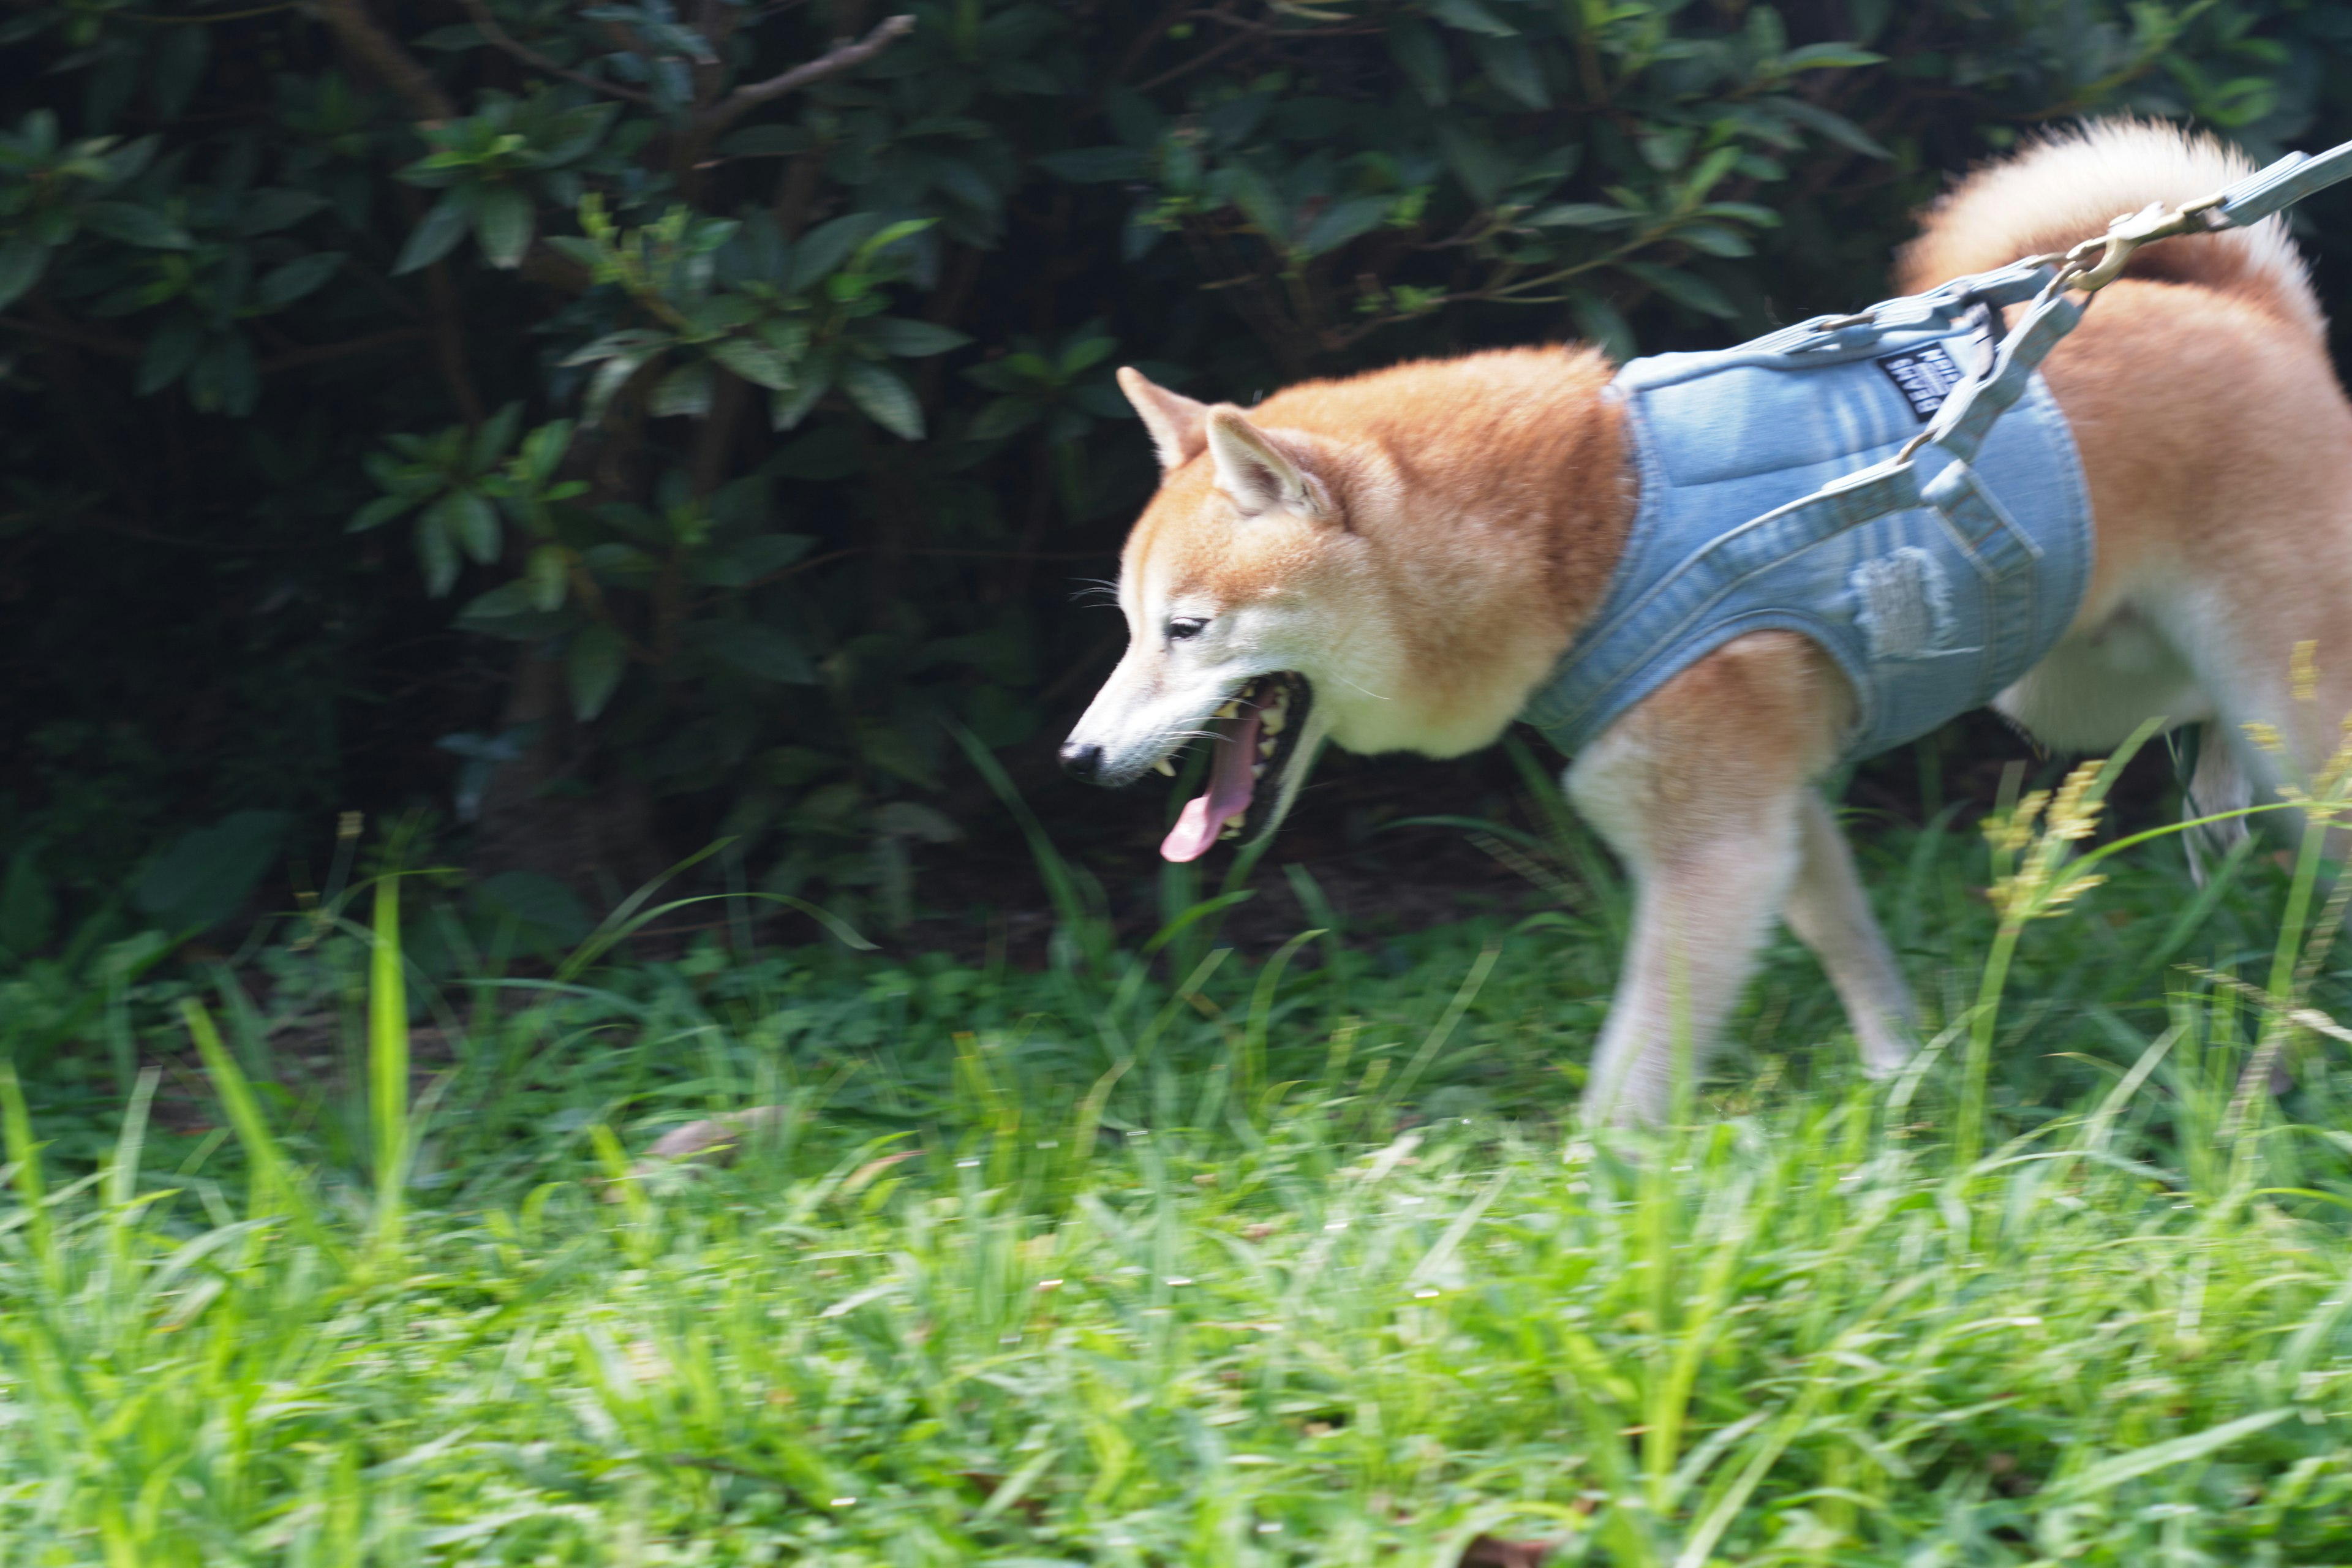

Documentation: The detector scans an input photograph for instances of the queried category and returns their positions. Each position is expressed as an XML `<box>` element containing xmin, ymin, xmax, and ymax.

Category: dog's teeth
<box><xmin>1258</xmin><ymin>737</ymin><xmax>1276</xmax><ymax>758</ymax></box>
<box><xmin>1153</xmin><ymin>758</ymin><xmax>1175</xmax><ymax>777</ymax></box>
<box><xmin>1253</xmin><ymin>762</ymin><xmax>1266</xmax><ymax>779</ymax></box>
<box><xmin>1216</xmin><ymin>700</ymin><xmax>1240</xmax><ymax>720</ymax></box>
<box><xmin>1219</xmin><ymin>821</ymin><xmax>1241</xmax><ymax>840</ymax></box>
<box><xmin>1261</xmin><ymin>706</ymin><xmax>1286</xmax><ymax>735</ymax></box>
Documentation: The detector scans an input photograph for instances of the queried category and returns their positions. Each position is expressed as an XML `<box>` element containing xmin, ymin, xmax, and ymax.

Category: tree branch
<box><xmin>256</xmin><ymin>326</ymin><xmax>427</xmax><ymax>374</ymax></box>
<box><xmin>458</xmin><ymin>0</ymin><xmax>657</xmax><ymax>105</ymax></box>
<box><xmin>0</xmin><ymin>315</ymin><xmax>141</xmax><ymax>360</ymax></box>
<box><xmin>689</xmin><ymin>13</ymin><xmax>914</xmax><ymax>150</ymax></box>
<box><xmin>306</xmin><ymin>0</ymin><xmax>456</xmax><ymax>121</ymax></box>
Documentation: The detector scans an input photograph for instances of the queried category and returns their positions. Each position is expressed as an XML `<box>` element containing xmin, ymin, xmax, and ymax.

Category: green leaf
<box><xmin>567</xmin><ymin>622</ymin><xmax>627</xmax><ymax>719</ymax></box>
<box><xmin>132</xmin><ymin>812</ymin><xmax>290</xmax><ymax>933</ymax></box>
<box><xmin>1771</xmin><ymin>97</ymin><xmax>1890</xmax><ymax>158</ymax></box>
<box><xmin>1525</xmin><ymin>202</ymin><xmax>1639</xmax><ymax>230</ymax></box>
<box><xmin>454</xmin><ymin>579</ymin><xmax>571</xmax><ymax>638</ymax></box>
<box><xmin>768</xmin><ymin>366</ymin><xmax>832</xmax><ymax>431</ymax></box>
<box><xmin>581</xmin><ymin>541</ymin><xmax>660</xmax><ymax>584</ymax></box>
<box><xmin>681</xmin><ymin>619</ymin><xmax>816</xmax><ymax>684</ymax></box>
<box><xmin>1776</xmin><ymin>43</ymin><xmax>1886</xmax><ymax>71</ymax></box>
<box><xmin>967</xmin><ymin>396</ymin><xmax>1039</xmax><ymax>442</ymax></box>
<box><xmin>0</xmin><ymin>237</ymin><xmax>49</xmax><ymax>311</ymax></box>
<box><xmin>1221</xmin><ymin>163</ymin><xmax>1292</xmax><ymax>247</ymax></box>
<box><xmin>152</xmin><ymin>22</ymin><xmax>209</xmax><ymax>120</ymax></box>
<box><xmin>1572</xmin><ymin>290</ymin><xmax>1635</xmax><ymax>363</ymax></box>
<box><xmin>185</xmin><ymin>331</ymin><xmax>260</xmax><ymax>417</ymax></box>
<box><xmin>1469</xmin><ymin>36</ymin><xmax>1550</xmax><ymax>109</ymax></box>
<box><xmin>1036</xmin><ymin>146</ymin><xmax>1147</xmax><ymax>183</ymax></box>
<box><xmin>526</xmin><ymin>543</ymin><xmax>570</xmax><ymax>611</ymax></box>
<box><xmin>650</xmin><ymin>361</ymin><xmax>715</xmax><ymax>419</ymax></box>
<box><xmin>394</xmin><ymin>192</ymin><xmax>473</xmax><ymax>274</ymax></box>
<box><xmin>542</xmin><ymin>235</ymin><xmax>599</xmax><ymax>268</ymax></box>
<box><xmin>473</xmin><ymin>184</ymin><xmax>535</xmax><ymax>269</ymax></box>
<box><xmin>415</xmin><ymin>510</ymin><xmax>461</xmax><ymax>597</ymax></box>
<box><xmin>757</xmin><ymin>318</ymin><xmax>811</xmax><ymax>359</ymax></box>
<box><xmin>472</xmin><ymin>401</ymin><xmax>524</xmax><ymax>472</ymax></box>
<box><xmin>1300</xmin><ymin>195</ymin><xmax>1392</xmax><ymax>257</ymax></box>
<box><xmin>867</xmin><ymin>317</ymin><xmax>971</xmax><ymax>357</ymax></box>
<box><xmin>349</xmin><ymin>494</ymin><xmax>417</xmax><ymax>533</ymax></box>
<box><xmin>0</xmin><ymin>848</ymin><xmax>56</xmax><ymax>959</ymax></box>
<box><xmin>706</xmin><ymin>334</ymin><xmax>795</xmax><ymax>391</ymax></box>
<box><xmin>514</xmin><ymin>418</ymin><xmax>576</xmax><ymax>481</ymax></box>
<box><xmin>476</xmin><ymin>871</ymin><xmax>593</xmax><ymax>946</ymax></box>
<box><xmin>861</xmin><ymin>723</ymin><xmax>940</xmax><ymax>789</ymax></box>
<box><xmin>1619</xmin><ymin>260</ymin><xmax>1735</xmax><ymax>318</ymax></box>
<box><xmin>1424</xmin><ymin>0</ymin><xmax>1514</xmax><ymax>37</ymax></box>
<box><xmin>254</xmin><ymin>252</ymin><xmax>344</xmax><ymax>311</ymax></box>
<box><xmin>1059</xmin><ymin>335</ymin><xmax>1115</xmax><ymax>375</ymax></box>
<box><xmin>789</xmin><ymin>213</ymin><xmax>884</xmax><ymax>292</ymax></box>
<box><xmin>137</xmin><ymin>315</ymin><xmax>206</xmax><ymax>396</ymax></box>
<box><xmin>239</xmin><ymin>187</ymin><xmax>331</xmax><ymax>236</ymax></box>
<box><xmin>1387</xmin><ymin>21</ymin><xmax>1450</xmax><ymax>107</ymax></box>
<box><xmin>81</xmin><ymin>202</ymin><xmax>193</xmax><ymax>250</ymax></box>
<box><xmin>840</xmin><ymin>359</ymin><xmax>923</xmax><ymax>440</ymax></box>
<box><xmin>687</xmin><ymin>533</ymin><xmax>815</xmax><ymax>587</ymax></box>
<box><xmin>584</xmin><ymin>348</ymin><xmax>663</xmax><ymax>426</ymax></box>
<box><xmin>1435</xmin><ymin>124</ymin><xmax>1510</xmax><ymax>207</ymax></box>
<box><xmin>1674</xmin><ymin>222</ymin><xmax>1754</xmax><ymax>257</ymax></box>
<box><xmin>435</xmin><ymin>489</ymin><xmax>502</xmax><ymax>564</ymax></box>
<box><xmin>1679</xmin><ymin>145</ymin><xmax>1744</xmax><ymax>208</ymax></box>
<box><xmin>854</xmin><ymin>218</ymin><xmax>937</xmax><ymax>262</ymax></box>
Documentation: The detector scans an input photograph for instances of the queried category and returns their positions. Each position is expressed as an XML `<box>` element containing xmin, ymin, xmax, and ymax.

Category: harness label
<box><xmin>1874</xmin><ymin>342</ymin><xmax>1964</xmax><ymax>421</ymax></box>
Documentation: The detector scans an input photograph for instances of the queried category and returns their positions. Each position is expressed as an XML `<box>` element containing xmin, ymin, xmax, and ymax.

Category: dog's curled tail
<box><xmin>1896</xmin><ymin>119</ymin><xmax>2326</xmax><ymax>345</ymax></box>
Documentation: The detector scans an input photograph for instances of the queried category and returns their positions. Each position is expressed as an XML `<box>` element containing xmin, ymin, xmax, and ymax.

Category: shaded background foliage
<box><xmin>3</xmin><ymin>0</ymin><xmax>2351</xmax><ymax>954</ymax></box>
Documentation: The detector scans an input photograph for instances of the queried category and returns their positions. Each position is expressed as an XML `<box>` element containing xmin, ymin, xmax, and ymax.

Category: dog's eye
<box><xmin>1166</xmin><ymin>617</ymin><xmax>1209</xmax><ymax>642</ymax></box>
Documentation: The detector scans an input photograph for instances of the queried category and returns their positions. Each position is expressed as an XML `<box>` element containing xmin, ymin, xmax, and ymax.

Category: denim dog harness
<box><xmin>1519</xmin><ymin>308</ymin><xmax>2093</xmax><ymax>763</ymax></box>
<box><xmin>1522</xmin><ymin>134</ymin><xmax>2352</xmax><ymax>763</ymax></box>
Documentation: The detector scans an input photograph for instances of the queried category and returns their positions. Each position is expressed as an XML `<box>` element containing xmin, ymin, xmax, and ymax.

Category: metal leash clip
<box><xmin>2052</xmin><ymin>192</ymin><xmax>2225</xmax><ymax>292</ymax></box>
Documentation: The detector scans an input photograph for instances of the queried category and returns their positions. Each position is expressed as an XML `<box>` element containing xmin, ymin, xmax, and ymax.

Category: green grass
<box><xmin>6</xmin><ymin>763</ymin><xmax>2352</xmax><ymax>1563</ymax></box>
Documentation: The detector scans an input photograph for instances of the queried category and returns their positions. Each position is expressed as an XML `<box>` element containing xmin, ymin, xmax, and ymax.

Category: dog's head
<box><xmin>1059</xmin><ymin>368</ymin><xmax>1379</xmax><ymax>862</ymax></box>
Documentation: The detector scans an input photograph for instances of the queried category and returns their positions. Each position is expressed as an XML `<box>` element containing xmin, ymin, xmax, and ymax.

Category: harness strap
<box><xmin>1665</xmin><ymin>134</ymin><xmax>2352</xmax><ymax>660</ymax></box>
<box><xmin>1532</xmin><ymin>134</ymin><xmax>2352</xmax><ymax>761</ymax></box>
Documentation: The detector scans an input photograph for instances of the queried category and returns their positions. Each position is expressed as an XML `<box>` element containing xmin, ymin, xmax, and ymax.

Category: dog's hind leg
<box><xmin>1782</xmin><ymin>795</ymin><xmax>1917</xmax><ymax>1076</ymax></box>
<box><xmin>1566</xmin><ymin>633</ymin><xmax>1849</xmax><ymax>1126</ymax></box>
<box><xmin>2179</xmin><ymin>723</ymin><xmax>2256</xmax><ymax>889</ymax></box>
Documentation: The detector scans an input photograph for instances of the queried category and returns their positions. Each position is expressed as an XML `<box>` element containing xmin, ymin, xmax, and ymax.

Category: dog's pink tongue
<box><xmin>1161</xmin><ymin>708</ymin><xmax>1261</xmax><ymax>862</ymax></box>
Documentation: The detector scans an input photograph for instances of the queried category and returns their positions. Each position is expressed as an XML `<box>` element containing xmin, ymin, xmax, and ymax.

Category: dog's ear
<box><xmin>1118</xmin><ymin>368</ymin><xmax>1208</xmax><ymax>470</ymax></box>
<box><xmin>1205</xmin><ymin>405</ymin><xmax>1327</xmax><ymax>519</ymax></box>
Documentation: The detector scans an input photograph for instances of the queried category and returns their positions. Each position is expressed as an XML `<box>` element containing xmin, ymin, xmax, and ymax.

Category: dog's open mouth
<box><xmin>1158</xmin><ymin>671</ymin><xmax>1313</xmax><ymax>862</ymax></box>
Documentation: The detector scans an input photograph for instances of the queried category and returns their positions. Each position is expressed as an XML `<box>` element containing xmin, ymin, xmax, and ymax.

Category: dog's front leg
<box><xmin>1564</xmin><ymin>633</ymin><xmax>1849</xmax><ymax>1126</ymax></box>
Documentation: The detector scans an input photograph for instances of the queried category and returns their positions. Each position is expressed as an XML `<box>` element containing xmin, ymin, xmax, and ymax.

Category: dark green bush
<box><xmin>2</xmin><ymin>0</ymin><xmax>2347</xmax><ymax>938</ymax></box>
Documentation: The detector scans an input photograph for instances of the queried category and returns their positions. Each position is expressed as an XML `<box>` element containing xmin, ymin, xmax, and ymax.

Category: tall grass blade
<box><xmin>2048</xmin><ymin>1409</ymin><xmax>2293</xmax><ymax>1501</ymax></box>
<box><xmin>371</xmin><ymin>873</ymin><xmax>410</xmax><ymax>1253</ymax></box>
<box><xmin>0</xmin><ymin>1061</ymin><xmax>61</xmax><ymax>1298</ymax></box>
<box><xmin>182</xmin><ymin>998</ymin><xmax>341</xmax><ymax>1263</ymax></box>
<box><xmin>1386</xmin><ymin>939</ymin><xmax>1502</xmax><ymax>1107</ymax></box>
<box><xmin>949</xmin><ymin>720</ymin><xmax>1113</xmax><ymax>974</ymax></box>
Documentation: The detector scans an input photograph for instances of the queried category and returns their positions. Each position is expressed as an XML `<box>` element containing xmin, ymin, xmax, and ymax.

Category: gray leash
<box><xmin>1738</xmin><ymin>137</ymin><xmax>2352</xmax><ymax>564</ymax></box>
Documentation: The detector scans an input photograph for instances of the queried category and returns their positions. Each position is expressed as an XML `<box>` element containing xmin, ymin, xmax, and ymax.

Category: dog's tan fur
<box><xmin>1067</xmin><ymin>121</ymin><xmax>2352</xmax><ymax>1123</ymax></box>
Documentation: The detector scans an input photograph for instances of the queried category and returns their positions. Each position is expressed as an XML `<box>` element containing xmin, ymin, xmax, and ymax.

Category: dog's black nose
<box><xmin>1060</xmin><ymin>741</ymin><xmax>1105</xmax><ymax>783</ymax></box>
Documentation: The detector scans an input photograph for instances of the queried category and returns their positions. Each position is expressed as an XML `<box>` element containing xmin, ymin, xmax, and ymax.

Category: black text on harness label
<box><xmin>1874</xmin><ymin>342</ymin><xmax>1964</xmax><ymax>422</ymax></box>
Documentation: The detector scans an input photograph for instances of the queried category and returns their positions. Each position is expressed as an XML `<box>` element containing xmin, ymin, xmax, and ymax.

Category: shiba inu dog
<box><xmin>1060</xmin><ymin>121</ymin><xmax>2352</xmax><ymax>1125</ymax></box>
